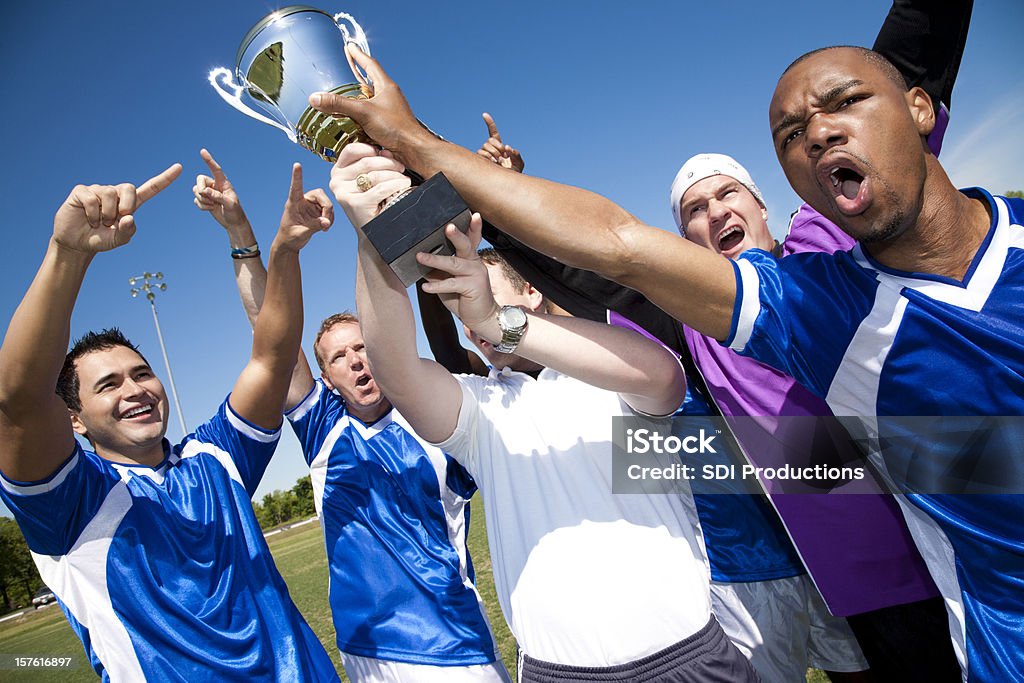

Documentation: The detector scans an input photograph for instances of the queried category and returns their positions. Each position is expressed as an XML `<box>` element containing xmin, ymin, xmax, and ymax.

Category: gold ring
<box><xmin>355</xmin><ymin>173</ymin><xmax>373</xmax><ymax>192</ymax></box>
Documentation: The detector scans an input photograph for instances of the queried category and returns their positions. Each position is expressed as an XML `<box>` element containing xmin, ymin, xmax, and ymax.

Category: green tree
<box><xmin>250</xmin><ymin>475</ymin><xmax>318</xmax><ymax>531</ymax></box>
<box><xmin>0</xmin><ymin>518</ymin><xmax>42</xmax><ymax>611</ymax></box>
<box><xmin>259</xmin><ymin>492</ymin><xmax>285</xmax><ymax>528</ymax></box>
<box><xmin>290</xmin><ymin>475</ymin><xmax>316</xmax><ymax>518</ymax></box>
<box><xmin>1006</xmin><ymin>190</ymin><xmax>1023</xmax><ymax>199</ymax></box>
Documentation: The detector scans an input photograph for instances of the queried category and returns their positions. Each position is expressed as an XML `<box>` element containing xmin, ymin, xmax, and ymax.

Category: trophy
<box><xmin>210</xmin><ymin>6</ymin><xmax>471</xmax><ymax>286</ymax></box>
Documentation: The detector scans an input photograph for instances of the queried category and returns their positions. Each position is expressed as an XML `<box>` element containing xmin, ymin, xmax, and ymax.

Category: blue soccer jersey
<box><xmin>0</xmin><ymin>398</ymin><xmax>338</xmax><ymax>682</ymax></box>
<box><xmin>286</xmin><ymin>380</ymin><xmax>499</xmax><ymax>666</ymax></box>
<box><xmin>725</xmin><ymin>189</ymin><xmax>1024</xmax><ymax>680</ymax></box>
<box><xmin>678</xmin><ymin>381</ymin><xmax>805</xmax><ymax>584</ymax></box>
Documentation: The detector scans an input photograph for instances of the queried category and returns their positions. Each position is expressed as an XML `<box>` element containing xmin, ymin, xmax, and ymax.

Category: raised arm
<box><xmin>0</xmin><ymin>165</ymin><xmax>181</xmax><ymax>482</ymax></box>
<box><xmin>228</xmin><ymin>164</ymin><xmax>331</xmax><ymax>428</ymax></box>
<box><xmin>310</xmin><ymin>48</ymin><xmax>737</xmax><ymax>341</ymax></box>
<box><xmin>332</xmin><ymin>146</ymin><xmax>465</xmax><ymax>444</ymax></box>
<box><xmin>194</xmin><ymin>149</ymin><xmax>316</xmax><ymax>409</ymax></box>
<box><xmin>472</xmin><ymin>114</ymin><xmax>689</xmax><ymax>354</ymax></box>
<box><xmin>872</xmin><ymin>0</ymin><xmax>972</xmax><ymax>112</ymax></box>
<box><xmin>419</xmin><ymin>219</ymin><xmax>686</xmax><ymax>417</ymax></box>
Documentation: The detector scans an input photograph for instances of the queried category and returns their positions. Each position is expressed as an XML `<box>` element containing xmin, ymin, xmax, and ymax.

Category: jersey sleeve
<box><xmin>284</xmin><ymin>380</ymin><xmax>342</xmax><ymax>466</ymax></box>
<box><xmin>191</xmin><ymin>397</ymin><xmax>281</xmax><ymax>498</ymax></box>
<box><xmin>723</xmin><ymin>250</ymin><xmax>833</xmax><ymax>399</ymax></box>
<box><xmin>431</xmin><ymin>375</ymin><xmax>489</xmax><ymax>478</ymax></box>
<box><xmin>0</xmin><ymin>442</ymin><xmax>120</xmax><ymax>556</ymax></box>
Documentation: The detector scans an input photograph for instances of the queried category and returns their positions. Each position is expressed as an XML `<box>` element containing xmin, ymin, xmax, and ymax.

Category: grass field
<box><xmin>0</xmin><ymin>498</ymin><xmax>829</xmax><ymax>681</ymax></box>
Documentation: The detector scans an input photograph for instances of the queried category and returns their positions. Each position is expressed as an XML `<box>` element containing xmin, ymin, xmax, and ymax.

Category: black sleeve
<box><xmin>872</xmin><ymin>0</ymin><xmax>973</xmax><ymax>109</ymax></box>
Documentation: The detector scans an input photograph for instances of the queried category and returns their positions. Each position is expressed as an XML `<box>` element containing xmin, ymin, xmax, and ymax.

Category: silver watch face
<box><xmin>499</xmin><ymin>305</ymin><xmax>528</xmax><ymax>329</ymax></box>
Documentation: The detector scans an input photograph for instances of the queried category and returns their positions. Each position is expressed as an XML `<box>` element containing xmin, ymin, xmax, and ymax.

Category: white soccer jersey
<box><xmin>436</xmin><ymin>367</ymin><xmax>712</xmax><ymax>667</ymax></box>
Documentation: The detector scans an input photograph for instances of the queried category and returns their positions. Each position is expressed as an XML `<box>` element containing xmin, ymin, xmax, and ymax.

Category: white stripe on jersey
<box><xmin>1008</xmin><ymin>197</ymin><xmax>1024</xmax><ymax>251</ymax></box>
<box><xmin>0</xmin><ymin>452</ymin><xmax>80</xmax><ymax>495</ymax></box>
<box><xmin>850</xmin><ymin>196</ymin><xmax>1012</xmax><ymax>312</ymax></box>
<box><xmin>825</xmin><ymin>284</ymin><xmax>907</xmax><ymax>417</ymax></box>
<box><xmin>730</xmin><ymin>258</ymin><xmax>761</xmax><ymax>353</ymax></box>
<box><xmin>180</xmin><ymin>440</ymin><xmax>244</xmax><ymax>488</ymax></box>
<box><xmin>225</xmin><ymin>405</ymin><xmax>279</xmax><ymax>443</ymax></box>
<box><xmin>307</xmin><ymin>414</ymin><xmax>351</xmax><ymax>520</ymax></box>
<box><xmin>348</xmin><ymin>412</ymin><xmax>391</xmax><ymax>440</ymax></box>
<box><xmin>286</xmin><ymin>381</ymin><xmax>323</xmax><ymax>422</ymax></box>
<box><xmin>890</xmin><ymin>495</ymin><xmax>968</xmax><ymax>679</ymax></box>
<box><xmin>33</xmin><ymin>482</ymin><xmax>144</xmax><ymax>681</ymax></box>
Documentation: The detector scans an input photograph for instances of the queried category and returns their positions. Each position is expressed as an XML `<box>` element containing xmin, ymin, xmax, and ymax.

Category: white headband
<box><xmin>669</xmin><ymin>153</ymin><xmax>765</xmax><ymax>234</ymax></box>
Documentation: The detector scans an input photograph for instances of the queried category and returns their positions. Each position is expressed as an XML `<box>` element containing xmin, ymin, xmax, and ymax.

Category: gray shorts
<box><xmin>517</xmin><ymin>616</ymin><xmax>759</xmax><ymax>682</ymax></box>
<box><xmin>710</xmin><ymin>575</ymin><xmax>867</xmax><ymax>681</ymax></box>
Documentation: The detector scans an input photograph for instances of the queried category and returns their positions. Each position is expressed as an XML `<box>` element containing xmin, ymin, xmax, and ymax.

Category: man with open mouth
<box><xmin>308</xmin><ymin>15</ymin><xmax>1022</xmax><ymax>678</ymax></box>
<box><xmin>194</xmin><ymin>150</ymin><xmax>511</xmax><ymax>683</ymax></box>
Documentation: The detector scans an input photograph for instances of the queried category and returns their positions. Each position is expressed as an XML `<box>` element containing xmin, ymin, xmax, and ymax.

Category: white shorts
<box><xmin>710</xmin><ymin>575</ymin><xmax>868</xmax><ymax>683</ymax></box>
<box><xmin>340</xmin><ymin>651</ymin><xmax>512</xmax><ymax>683</ymax></box>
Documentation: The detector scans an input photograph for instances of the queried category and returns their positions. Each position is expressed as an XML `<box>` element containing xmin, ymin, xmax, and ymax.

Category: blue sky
<box><xmin>1</xmin><ymin>1</ymin><xmax>1021</xmax><ymax>515</ymax></box>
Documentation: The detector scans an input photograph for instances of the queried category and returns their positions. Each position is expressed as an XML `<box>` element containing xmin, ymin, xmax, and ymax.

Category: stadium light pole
<box><xmin>128</xmin><ymin>271</ymin><xmax>188</xmax><ymax>436</ymax></box>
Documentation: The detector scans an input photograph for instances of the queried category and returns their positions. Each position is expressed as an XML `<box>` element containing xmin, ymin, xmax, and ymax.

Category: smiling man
<box><xmin>309</xmin><ymin>40</ymin><xmax>1023</xmax><ymax>680</ymax></box>
<box><xmin>0</xmin><ymin>164</ymin><xmax>339</xmax><ymax>680</ymax></box>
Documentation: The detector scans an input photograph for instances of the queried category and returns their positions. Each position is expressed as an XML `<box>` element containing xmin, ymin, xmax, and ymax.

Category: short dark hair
<box><xmin>478</xmin><ymin>249</ymin><xmax>530</xmax><ymax>293</ymax></box>
<box><xmin>477</xmin><ymin>248</ymin><xmax>553</xmax><ymax>313</ymax></box>
<box><xmin>783</xmin><ymin>46</ymin><xmax>908</xmax><ymax>91</ymax></box>
<box><xmin>57</xmin><ymin>328</ymin><xmax>148</xmax><ymax>412</ymax></box>
<box><xmin>312</xmin><ymin>312</ymin><xmax>360</xmax><ymax>371</ymax></box>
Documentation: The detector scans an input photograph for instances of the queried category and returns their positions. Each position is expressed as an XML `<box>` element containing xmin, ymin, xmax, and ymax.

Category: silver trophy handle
<box><xmin>208</xmin><ymin>67</ymin><xmax>298</xmax><ymax>142</ymax></box>
<box><xmin>334</xmin><ymin>12</ymin><xmax>372</xmax><ymax>88</ymax></box>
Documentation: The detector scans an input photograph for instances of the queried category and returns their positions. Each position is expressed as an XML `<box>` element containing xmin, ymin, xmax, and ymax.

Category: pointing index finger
<box><xmin>200</xmin><ymin>148</ymin><xmax>227</xmax><ymax>184</ymax></box>
<box><xmin>288</xmin><ymin>163</ymin><xmax>305</xmax><ymax>201</ymax></box>
<box><xmin>482</xmin><ymin>113</ymin><xmax>501</xmax><ymax>141</ymax></box>
<box><xmin>137</xmin><ymin>163</ymin><xmax>183</xmax><ymax>207</ymax></box>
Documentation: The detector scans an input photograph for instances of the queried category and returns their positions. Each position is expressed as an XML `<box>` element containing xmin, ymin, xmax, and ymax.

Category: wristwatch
<box><xmin>494</xmin><ymin>305</ymin><xmax>529</xmax><ymax>354</ymax></box>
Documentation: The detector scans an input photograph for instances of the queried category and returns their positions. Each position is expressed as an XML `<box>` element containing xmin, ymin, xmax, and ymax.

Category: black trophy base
<box><xmin>361</xmin><ymin>172</ymin><xmax>472</xmax><ymax>287</ymax></box>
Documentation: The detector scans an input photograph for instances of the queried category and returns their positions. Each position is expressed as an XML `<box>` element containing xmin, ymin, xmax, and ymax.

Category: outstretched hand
<box><xmin>193</xmin><ymin>149</ymin><xmax>249</xmax><ymax>230</ymax></box>
<box><xmin>417</xmin><ymin>214</ymin><xmax>498</xmax><ymax>329</ymax></box>
<box><xmin>308</xmin><ymin>45</ymin><xmax>426</xmax><ymax>158</ymax></box>
<box><xmin>477</xmin><ymin>113</ymin><xmax>524</xmax><ymax>173</ymax></box>
<box><xmin>329</xmin><ymin>142</ymin><xmax>411</xmax><ymax>229</ymax></box>
<box><xmin>276</xmin><ymin>163</ymin><xmax>333</xmax><ymax>251</ymax></box>
<box><xmin>53</xmin><ymin>163</ymin><xmax>182</xmax><ymax>254</ymax></box>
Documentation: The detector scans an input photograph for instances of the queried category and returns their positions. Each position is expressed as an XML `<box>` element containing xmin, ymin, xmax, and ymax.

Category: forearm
<box><xmin>356</xmin><ymin>237</ymin><xmax>461</xmax><ymax>442</ymax></box>
<box><xmin>220</xmin><ymin>219</ymin><xmax>266</xmax><ymax>328</ymax></box>
<box><xmin>232</xmin><ymin>241</ymin><xmax>304</xmax><ymax>427</ymax></box>
<box><xmin>402</xmin><ymin>136</ymin><xmax>736</xmax><ymax>339</ymax></box>
<box><xmin>0</xmin><ymin>241</ymin><xmax>92</xmax><ymax>410</ymax></box>
<box><xmin>405</xmin><ymin>136</ymin><xmax>640</xmax><ymax>280</ymax></box>
<box><xmin>253</xmin><ymin>242</ymin><xmax>302</xmax><ymax>379</ymax></box>
<box><xmin>476</xmin><ymin>311</ymin><xmax>686</xmax><ymax>414</ymax></box>
<box><xmin>222</xmin><ymin>221</ymin><xmax>312</xmax><ymax>407</ymax></box>
<box><xmin>356</xmin><ymin>237</ymin><xmax>431</xmax><ymax>385</ymax></box>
